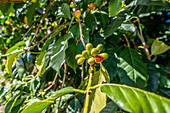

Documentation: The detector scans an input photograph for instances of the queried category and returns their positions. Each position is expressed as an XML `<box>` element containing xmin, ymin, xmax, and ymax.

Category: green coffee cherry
<box><xmin>86</xmin><ymin>43</ymin><xmax>93</xmax><ymax>55</ymax></box>
<box><xmin>82</xmin><ymin>50</ymin><xmax>89</xmax><ymax>59</ymax></box>
<box><xmin>77</xmin><ymin>57</ymin><xmax>85</xmax><ymax>65</ymax></box>
<box><xmin>91</xmin><ymin>48</ymin><xmax>98</xmax><ymax>56</ymax></box>
<box><xmin>96</xmin><ymin>44</ymin><xmax>103</xmax><ymax>53</ymax></box>
<box><xmin>100</xmin><ymin>53</ymin><xmax>108</xmax><ymax>60</ymax></box>
<box><xmin>75</xmin><ymin>54</ymin><xmax>83</xmax><ymax>60</ymax></box>
<box><xmin>87</xmin><ymin>57</ymin><xmax>95</xmax><ymax>65</ymax></box>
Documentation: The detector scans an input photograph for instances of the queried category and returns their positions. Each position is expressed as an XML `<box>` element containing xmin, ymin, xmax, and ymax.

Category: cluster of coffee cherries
<box><xmin>75</xmin><ymin>43</ymin><xmax>108</xmax><ymax>65</ymax></box>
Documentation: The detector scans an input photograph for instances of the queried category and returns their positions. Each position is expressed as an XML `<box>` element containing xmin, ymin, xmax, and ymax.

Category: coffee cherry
<box><xmin>96</xmin><ymin>44</ymin><xmax>103</xmax><ymax>53</ymax></box>
<box><xmin>100</xmin><ymin>53</ymin><xmax>108</xmax><ymax>60</ymax></box>
<box><xmin>75</xmin><ymin>10</ymin><xmax>81</xmax><ymax>18</ymax></box>
<box><xmin>95</xmin><ymin>54</ymin><xmax>104</xmax><ymax>63</ymax></box>
<box><xmin>87</xmin><ymin>57</ymin><xmax>95</xmax><ymax>65</ymax></box>
<box><xmin>77</xmin><ymin>57</ymin><xmax>85</xmax><ymax>65</ymax></box>
<box><xmin>82</xmin><ymin>50</ymin><xmax>89</xmax><ymax>59</ymax></box>
<box><xmin>89</xmin><ymin>3</ymin><xmax>95</xmax><ymax>9</ymax></box>
<box><xmin>86</xmin><ymin>43</ymin><xmax>93</xmax><ymax>55</ymax></box>
<box><xmin>91</xmin><ymin>48</ymin><xmax>98</xmax><ymax>56</ymax></box>
<box><xmin>146</xmin><ymin>45</ymin><xmax>150</xmax><ymax>48</ymax></box>
<box><xmin>48</xmin><ymin>81</ymin><xmax>52</xmax><ymax>86</ymax></box>
<box><xmin>75</xmin><ymin>54</ymin><xmax>83</xmax><ymax>60</ymax></box>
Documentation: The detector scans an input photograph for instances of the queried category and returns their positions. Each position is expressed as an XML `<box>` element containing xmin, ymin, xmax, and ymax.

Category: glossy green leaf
<box><xmin>151</xmin><ymin>39</ymin><xmax>170</xmax><ymax>56</ymax></box>
<box><xmin>35</xmin><ymin>52</ymin><xmax>47</xmax><ymax>76</ymax></box>
<box><xmin>50</xmin><ymin>34</ymin><xmax>72</xmax><ymax>75</ymax></box>
<box><xmin>109</xmin><ymin>0</ymin><xmax>123</xmax><ymax>16</ymax></box>
<box><xmin>85</xmin><ymin>14</ymin><xmax>96</xmax><ymax>32</ymax></box>
<box><xmin>126</xmin><ymin>0</ymin><xmax>165</xmax><ymax>15</ymax></box>
<box><xmin>66</xmin><ymin>98</ymin><xmax>82</xmax><ymax>113</ymax></box>
<box><xmin>88</xmin><ymin>70</ymin><xmax>107</xmax><ymax>113</ymax></box>
<box><xmin>100</xmin><ymin>84</ymin><xmax>170</xmax><ymax>113</ymax></box>
<box><xmin>65</xmin><ymin>39</ymin><xmax>78</xmax><ymax>73</ymax></box>
<box><xmin>21</xmin><ymin>99</ymin><xmax>53</xmax><ymax>113</ymax></box>
<box><xmin>100</xmin><ymin>101</ymin><xmax>118</xmax><ymax>113</ymax></box>
<box><xmin>61</xmin><ymin>3</ymin><xmax>70</xmax><ymax>19</ymax></box>
<box><xmin>95</xmin><ymin>12</ymin><xmax>109</xmax><ymax>29</ymax></box>
<box><xmin>145</xmin><ymin>62</ymin><xmax>160</xmax><ymax>93</ymax></box>
<box><xmin>102</xmin><ymin>47</ymin><xmax>120</xmax><ymax>80</ymax></box>
<box><xmin>118</xmin><ymin>47</ymin><xmax>148</xmax><ymax>88</ymax></box>
<box><xmin>49</xmin><ymin>87</ymin><xmax>84</xmax><ymax>100</ymax></box>
<box><xmin>70</xmin><ymin>23</ymin><xmax>89</xmax><ymax>43</ymax></box>
<box><xmin>26</xmin><ymin>2</ymin><xmax>39</xmax><ymax>26</ymax></box>
<box><xmin>5</xmin><ymin>50</ymin><xmax>23</xmax><ymax>77</ymax></box>
<box><xmin>104</xmin><ymin>11</ymin><xmax>126</xmax><ymax>38</ymax></box>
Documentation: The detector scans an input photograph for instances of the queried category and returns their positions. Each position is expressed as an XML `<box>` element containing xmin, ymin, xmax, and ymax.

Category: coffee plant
<box><xmin>0</xmin><ymin>0</ymin><xmax>170</xmax><ymax>113</ymax></box>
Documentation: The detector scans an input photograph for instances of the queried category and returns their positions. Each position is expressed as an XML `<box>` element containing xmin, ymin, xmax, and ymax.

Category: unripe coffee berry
<box><xmin>87</xmin><ymin>57</ymin><xmax>95</xmax><ymax>65</ymax></box>
<box><xmin>91</xmin><ymin>48</ymin><xmax>98</xmax><ymax>56</ymax></box>
<box><xmin>86</xmin><ymin>43</ymin><xmax>93</xmax><ymax>55</ymax></box>
<box><xmin>77</xmin><ymin>57</ymin><xmax>85</xmax><ymax>65</ymax></box>
<box><xmin>96</xmin><ymin>44</ymin><xmax>103</xmax><ymax>53</ymax></box>
<box><xmin>82</xmin><ymin>50</ymin><xmax>89</xmax><ymax>59</ymax></box>
<box><xmin>100</xmin><ymin>53</ymin><xmax>108</xmax><ymax>60</ymax></box>
<box><xmin>75</xmin><ymin>54</ymin><xmax>83</xmax><ymax>60</ymax></box>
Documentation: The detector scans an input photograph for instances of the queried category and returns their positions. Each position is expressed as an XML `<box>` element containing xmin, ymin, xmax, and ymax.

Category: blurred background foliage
<box><xmin>0</xmin><ymin>0</ymin><xmax>170</xmax><ymax>112</ymax></box>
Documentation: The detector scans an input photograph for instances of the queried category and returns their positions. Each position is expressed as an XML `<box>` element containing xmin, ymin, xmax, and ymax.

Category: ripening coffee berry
<box><xmin>95</xmin><ymin>54</ymin><xmax>104</xmax><ymax>63</ymax></box>
<box><xmin>86</xmin><ymin>8</ymin><xmax>91</xmax><ymax>13</ymax></box>
<box><xmin>86</xmin><ymin>43</ymin><xmax>93</xmax><ymax>55</ymax></box>
<box><xmin>89</xmin><ymin>3</ymin><xmax>95</xmax><ymax>9</ymax></box>
<box><xmin>75</xmin><ymin>10</ymin><xmax>81</xmax><ymax>18</ymax></box>
<box><xmin>100</xmin><ymin>53</ymin><xmax>108</xmax><ymax>60</ymax></box>
<box><xmin>87</xmin><ymin>57</ymin><xmax>95</xmax><ymax>65</ymax></box>
<box><xmin>96</xmin><ymin>44</ymin><xmax>103</xmax><ymax>53</ymax></box>
<box><xmin>77</xmin><ymin>57</ymin><xmax>85</xmax><ymax>65</ymax></box>
<box><xmin>75</xmin><ymin>54</ymin><xmax>83</xmax><ymax>60</ymax></box>
<box><xmin>48</xmin><ymin>81</ymin><xmax>52</xmax><ymax>86</ymax></box>
<box><xmin>146</xmin><ymin>45</ymin><xmax>150</xmax><ymax>48</ymax></box>
<box><xmin>91</xmin><ymin>48</ymin><xmax>98</xmax><ymax>56</ymax></box>
<box><xmin>82</xmin><ymin>50</ymin><xmax>89</xmax><ymax>59</ymax></box>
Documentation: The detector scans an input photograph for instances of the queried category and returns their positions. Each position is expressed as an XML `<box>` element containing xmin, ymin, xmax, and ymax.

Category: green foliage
<box><xmin>0</xmin><ymin>0</ymin><xmax>169</xmax><ymax>112</ymax></box>
<box><xmin>100</xmin><ymin>84</ymin><xmax>170</xmax><ymax>113</ymax></box>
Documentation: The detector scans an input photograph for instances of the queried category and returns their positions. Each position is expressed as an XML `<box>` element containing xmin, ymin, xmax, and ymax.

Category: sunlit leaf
<box><xmin>21</xmin><ymin>100</ymin><xmax>53</xmax><ymax>113</ymax></box>
<box><xmin>109</xmin><ymin>0</ymin><xmax>123</xmax><ymax>16</ymax></box>
<box><xmin>100</xmin><ymin>84</ymin><xmax>170</xmax><ymax>113</ymax></box>
<box><xmin>5</xmin><ymin>50</ymin><xmax>23</xmax><ymax>77</ymax></box>
<box><xmin>35</xmin><ymin>52</ymin><xmax>47</xmax><ymax>76</ymax></box>
<box><xmin>151</xmin><ymin>39</ymin><xmax>170</xmax><ymax>56</ymax></box>
<box><xmin>118</xmin><ymin>47</ymin><xmax>148</xmax><ymax>88</ymax></box>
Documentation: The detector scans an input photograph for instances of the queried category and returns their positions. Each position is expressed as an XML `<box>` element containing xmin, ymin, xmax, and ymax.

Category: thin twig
<box><xmin>44</xmin><ymin>73</ymin><xmax>58</xmax><ymax>92</ymax></box>
<box><xmin>81</xmin><ymin>64</ymin><xmax>84</xmax><ymax>82</ymax></box>
<box><xmin>30</xmin><ymin>0</ymin><xmax>56</xmax><ymax>45</ymax></box>
<box><xmin>56</xmin><ymin>62</ymin><xmax>67</xmax><ymax>113</ymax></box>
<box><xmin>137</xmin><ymin>18</ymin><xmax>151</xmax><ymax>60</ymax></box>
<box><xmin>78</xmin><ymin>20</ymin><xmax>86</xmax><ymax>49</ymax></box>
<box><xmin>29</xmin><ymin>22</ymin><xmax>66</xmax><ymax>50</ymax></box>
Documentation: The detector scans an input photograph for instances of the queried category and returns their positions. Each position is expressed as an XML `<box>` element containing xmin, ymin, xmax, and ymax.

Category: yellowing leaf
<box><xmin>88</xmin><ymin>71</ymin><xmax>107</xmax><ymax>113</ymax></box>
<box><xmin>151</xmin><ymin>39</ymin><xmax>170</xmax><ymax>56</ymax></box>
<box><xmin>5</xmin><ymin>50</ymin><xmax>23</xmax><ymax>77</ymax></box>
<box><xmin>32</xmin><ymin>0</ymin><xmax>37</xmax><ymax>3</ymax></box>
<box><xmin>24</xmin><ymin>16</ymin><xmax>28</xmax><ymax>25</ymax></box>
